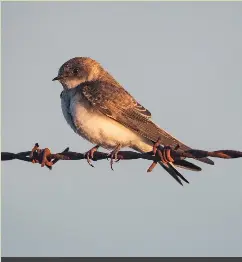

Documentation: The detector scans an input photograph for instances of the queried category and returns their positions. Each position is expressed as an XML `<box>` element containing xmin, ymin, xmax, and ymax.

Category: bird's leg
<box><xmin>85</xmin><ymin>145</ymin><xmax>100</xmax><ymax>167</ymax></box>
<box><xmin>109</xmin><ymin>144</ymin><xmax>122</xmax><ymax>171</ymax></box>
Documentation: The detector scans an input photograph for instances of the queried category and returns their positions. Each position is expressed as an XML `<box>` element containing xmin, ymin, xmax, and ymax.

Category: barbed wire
<box><xmin>2</xmin><ymin>142</ymin><xmax>242</xmax><ymax>172</ymax></box>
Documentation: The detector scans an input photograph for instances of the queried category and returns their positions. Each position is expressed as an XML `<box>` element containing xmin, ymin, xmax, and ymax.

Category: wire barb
<box><xmin>1</xmin><ymin>143</ymin><xmax>242</xmax><ymax>172</ymax></box>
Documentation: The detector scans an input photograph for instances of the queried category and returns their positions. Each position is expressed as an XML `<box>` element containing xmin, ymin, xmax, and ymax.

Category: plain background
<box><xmin>2</xmin><ymin>2</ymin><xmax>242</xmax><ymax>257</ymax></box>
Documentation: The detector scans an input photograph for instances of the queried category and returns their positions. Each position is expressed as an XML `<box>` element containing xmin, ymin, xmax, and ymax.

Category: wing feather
<box><xmin>79</xmin><ymin>81</ymin><xmax>214</xmax><ymax>165</ymax></box>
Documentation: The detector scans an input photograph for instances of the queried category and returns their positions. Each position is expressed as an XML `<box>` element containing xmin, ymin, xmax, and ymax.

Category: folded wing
<box><xmin>79</xmin><ymin>81</ymin><xmax>214</xmax><ymax>165</ymax></box>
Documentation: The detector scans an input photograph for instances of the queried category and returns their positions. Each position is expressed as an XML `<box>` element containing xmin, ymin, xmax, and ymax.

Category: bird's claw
<box><xmin>108</xmin><ymin>145</ymin><xmax>121</xmax><ymax>171</ymax></box>
<box><xmin>85</xmin><ymin>145</ymin><xmax>99</xmax><ymax>167</ymax></box>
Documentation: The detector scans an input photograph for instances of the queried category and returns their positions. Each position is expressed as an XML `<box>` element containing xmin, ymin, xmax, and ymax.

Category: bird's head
<box><xmin>52</xmin><ymin>57</ymin><xmax>102</xmax><ymax>89</ymax></box>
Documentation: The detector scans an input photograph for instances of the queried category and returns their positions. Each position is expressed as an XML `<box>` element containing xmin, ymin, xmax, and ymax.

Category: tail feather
<box><xmin>156</xmin><ymin>144</ymin><xmax>214</xmax><ymax>166</ymax></box>
<box><xmin>194</xmin><ymin>156</ymin><xmax>214</xmax><ymax>165</ymax></box>
<box><xmin>169</xmin><ymin>163</ymin><xmax>190</xmax><ymax>184</ymax></box>
<box><xmin>173</xmin><ymin>159</ymin><xmax>202</xmax><ymax>171</ymax></box>
<box><xmin>139</xmin><ymin>144</ymin><xmax>210</xmax><ymax>186</ymax></box>
<box><xmin>159</xmin><ymin>162</ymin><xmax>189</xmax><ymax>186</ymax></box>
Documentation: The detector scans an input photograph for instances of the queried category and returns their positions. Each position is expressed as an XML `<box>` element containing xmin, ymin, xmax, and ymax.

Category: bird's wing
<box><xmin>79</xmin><ymin>81</ymin><xmax>214</xmax><ymax>165</ymax></box>
<box><xmin>81</xmin><ymin>81</ymin><xmax>152</xmax><ymax>119</ymax></box>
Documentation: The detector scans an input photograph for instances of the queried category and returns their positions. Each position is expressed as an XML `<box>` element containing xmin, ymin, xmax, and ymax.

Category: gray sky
<box><xmin>2</xmin><ymin>1</ymin><xmax>242</xmax><ymax>257</ymax></box>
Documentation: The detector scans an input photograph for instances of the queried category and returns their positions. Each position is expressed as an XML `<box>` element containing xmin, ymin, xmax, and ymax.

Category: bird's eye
<box><xmin>73</xmin><ymin>68</ymin><xmax>79</xmax><ymax>75</ymax></box>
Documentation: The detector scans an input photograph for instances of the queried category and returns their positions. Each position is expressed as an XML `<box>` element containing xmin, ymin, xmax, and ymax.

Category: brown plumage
<box><xmin>80</xmin><ymin>80</ymin><xmax>213</xmax><ymax>165</ymax></box>
<box><xmin>53</xmin><ymin>57</ymin><xmax>214</xmax><ymax>185</ymax></box>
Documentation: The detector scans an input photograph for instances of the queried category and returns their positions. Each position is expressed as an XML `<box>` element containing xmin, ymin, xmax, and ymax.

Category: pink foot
<box><xmin>85</xmin><ymin>145</ymin><xmax>100</xmax><ymax>167</ymax></box>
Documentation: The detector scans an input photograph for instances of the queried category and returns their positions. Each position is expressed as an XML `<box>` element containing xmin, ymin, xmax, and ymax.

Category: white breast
<box><xmin>61</xmin><ymin>89</ymin><xmax>149</xmax><ymax>150</ymax></box>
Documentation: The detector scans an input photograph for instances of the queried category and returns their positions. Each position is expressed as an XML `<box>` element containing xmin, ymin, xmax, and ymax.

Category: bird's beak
<box><xmin>52</xmin><ymin>76</ymin><xmax>62</xmax><ymax>81</ymax></box>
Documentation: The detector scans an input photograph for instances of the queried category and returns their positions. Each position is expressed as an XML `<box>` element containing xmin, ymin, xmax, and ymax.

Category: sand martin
<box><xmin>53</xmin><ymin>57</ymin><xmax>214</xmax><ymax>185</ymax></box>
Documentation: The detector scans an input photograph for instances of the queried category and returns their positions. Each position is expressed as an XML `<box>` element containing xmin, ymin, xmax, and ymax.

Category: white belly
<box><xmin>61</xmin><ymin>89</ymin><xmax>152</xmax><ymax>151</ymax></box>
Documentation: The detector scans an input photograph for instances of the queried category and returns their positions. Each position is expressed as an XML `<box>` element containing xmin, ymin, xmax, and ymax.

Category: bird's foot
<box><xmin>85</xmin><ymin>145</ymin><xmax>100</xmax><ymax>167</ymax></box>
<box><xmin>108</xmin><ymin>144</ymin><xmax>121</xmax><ymax>171</ymax></box>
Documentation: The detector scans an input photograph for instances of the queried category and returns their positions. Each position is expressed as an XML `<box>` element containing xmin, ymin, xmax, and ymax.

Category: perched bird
<box><xmin>53</xmin><ymin>57</ymin><xmax>214</xmax><ymax>185</ymax></box>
